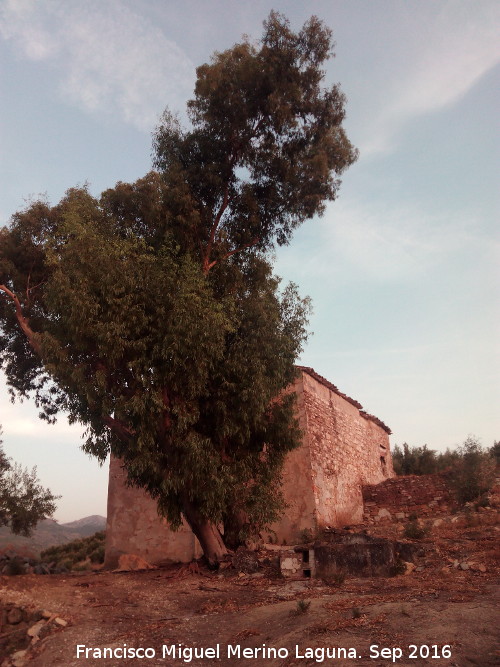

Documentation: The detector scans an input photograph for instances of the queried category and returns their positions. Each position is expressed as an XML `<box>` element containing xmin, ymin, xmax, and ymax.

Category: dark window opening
<box><xmin>380</xmin><ymin>456</ymin><xmax>387</xmax><ymax>475</ymax></box>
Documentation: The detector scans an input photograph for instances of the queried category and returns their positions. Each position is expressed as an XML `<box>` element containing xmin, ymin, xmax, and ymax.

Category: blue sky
<box><xmin>1</xmin><ymin>0</ymin><xmax>498</xmax><ymax>522</ymax></box>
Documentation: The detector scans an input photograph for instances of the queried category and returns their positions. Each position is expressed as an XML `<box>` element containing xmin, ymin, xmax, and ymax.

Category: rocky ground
<box><xmin>0</xmin><ymin>508</ymin><xmax>498</xmax><ymax>667</ymax></box>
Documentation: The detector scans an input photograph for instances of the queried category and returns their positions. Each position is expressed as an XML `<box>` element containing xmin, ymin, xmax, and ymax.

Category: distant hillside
<box><xmin>61</xmin><ymin>515</ymin><xmax>107</xmax><ymax>537</ymax></box>
<box><xmin>0</xmin><ymin>515</ymin><xmax>106</xmax><ymax>557</ymax></box>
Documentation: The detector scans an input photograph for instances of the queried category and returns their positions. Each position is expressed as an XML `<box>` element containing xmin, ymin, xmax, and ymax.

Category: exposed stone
<box><xmin>459</xmin><ymin>562</ymin><xmax>469</xmax><ymax>571</ymax></box>
<box><xmin>54</xmin><ymin>617</ymin><xmax>68</xmax><ymax>627</ymax></box>
<box><xmin>468</xmin><ymin>562</ymin><xmax>487</xmax><ymax>573</ymax></box>
<box><xmin>113</xmin><ymin>554</ymin><xmax>156</xmax><ymax>571</ymax></box>
<box><xmin>362</xmin><ymin>473</ymin><xmax>455</xmax><ymax>524</ymax></box>
<box><xmin>10</xmin><ymin>650</ymin><xmax>28</xmax><ymax>667</ymax></box>
<box><xmin>403</xmin><ymin>561</ymin><xmax>415</xmax><ymax>574</ymax></box>
<box><xmin>27</xmin><ymin>620</ymin><xmax>46</xmax><ymax>638</ymax></box>
<box><xmin>6</xmin><ymin>608</ymin><xmax>24</xmax><ymax>625</ymax></box>
<box><xmin>279</xmin><ymin>553</ymin><xmax>302</xmax><ymax>577</ymax></box>
<box><xmin>313</xmin><ymin>531</ymin><xmax>421</xmax><ymax>578</ymax></box>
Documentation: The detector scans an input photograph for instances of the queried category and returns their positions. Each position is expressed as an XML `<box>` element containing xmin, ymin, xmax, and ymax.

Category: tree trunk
<box><xmin>181</xmin><ymin>498</ymin><xmax>228</xmax><ymax>568</ymax></box>
<box><xmin>223</xmin><ymin>508</ymin><xmax>249</xmax><ymax>550</ymax></box>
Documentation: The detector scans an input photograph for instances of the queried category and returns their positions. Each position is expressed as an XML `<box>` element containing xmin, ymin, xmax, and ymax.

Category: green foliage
<box><xmin>392</xmin><ymin>443</ymin><xmax>439</xmax><ymax>476</ymax></box>
<box><xmin>0</xmin><ymin>13</ymin><xmax>356</xmax><ymax>559</ymax></box>
<box><xmin>73</xmin><ymin>562</ymin><xmax>92</xmax><ymax>571</ymax></box>
<box><xmin>489</xmin><ymin>440</ymin><xmax>500</xmax><ymax>464</ymax></box>
<box><xmin>153</xmin><ymin>12</ymin><xmax>357</xmax><ymax>265</ymax></box>
<box><xmin>403</xmin><ymin>519</ymin><xmax>428</xmax><ymax>540</ymax></box>
<box><xmin>0</xmin><ymin>426</ymin><xmax>58</xmax><ymax>536</ymax></box>
<box><xmin>89</xmin><ymin>545</ymin><xmax>105</xmax><ymax>563</ymax></box>
<box><xmin>392</xmin><ymin>438</ymin><xmax>496</xmax><ymax>480</ymax></box>
<box><xmin>393</xmin><ymin>437</ymin><xmax>495</xmax><ymax>508</ymax></box>
<box><xmin>4</xmin><ymin>556</ymin><xmax>25</xmax><ymax>576</ymax></box>
<box><xmin>41</xmin><ymin>531</ymin><xmax>105</xmax><ymax>568</ymax></box>
<box><xmin>474</xmin><ymin>495</ymin><xmax>490</xmax><ymax>509</ymax></box>
<box><xmin>295</xmin><ymin>599</ymin><xmax>311</xmax><ymax>614</ymax></box>
<box><xmin>299</xmin><ymin>528</ymin><xmax>314</xmax><ymax>543</ymax></box>
<box><xmin>389</xmin><ymin>559</ymin><xmax>406</xmax><ymax>576</ymax></box>
<box><xmin>448</xmin><ymin>437</ymin><xmax>496</xmax><ymax>505</ymax></box>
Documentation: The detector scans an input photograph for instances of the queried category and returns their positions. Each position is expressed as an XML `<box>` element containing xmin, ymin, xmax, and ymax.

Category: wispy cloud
<box><xmin>277</xmin><ymin>198</ymin><xmax>494</xmax><ymax>285</ymax></box>
<box><xmin>0</xmin><ymin>0</ymin><xmax>195</xmax><ymax>131</ymax></box>
<box><xmin>357</xmin><ymin>2</ymin><xmax>500</xmax><ymax>156</ymax></box>
<box><xmin>330</xmin><ymin>197</ymin><xmax>498</xmax><ymax>280</ymax></box>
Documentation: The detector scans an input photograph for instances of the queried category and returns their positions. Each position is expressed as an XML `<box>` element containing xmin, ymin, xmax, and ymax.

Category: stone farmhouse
<box><xmin>104</xmin><ymin>366</ymin><xmax>393</xmax><ymax>567</ymax></box>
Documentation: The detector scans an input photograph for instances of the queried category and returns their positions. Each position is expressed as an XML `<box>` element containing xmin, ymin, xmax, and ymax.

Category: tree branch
<box><xmin>25</xmin><ymin>273</ymin><xmax>46</xmax><ymax>306</ymax></box>
<box><xmin>203</xmin><ymin>184</ymin><xmax>230</xmax><ymax>275</ymax></box>
<box><xmin>0</xmin><ymin>284</ymin><xmax>42</xmax><ymax>356</ymax></box>
<box><xmin>103</xmin><ymin>416</ymin><xmax>136</xmax><ymax>442</ymax></box>
<box><xmin>205</xmin><ymin>237</ymin><xmax>260</xmax><ymax>272</ymax></box>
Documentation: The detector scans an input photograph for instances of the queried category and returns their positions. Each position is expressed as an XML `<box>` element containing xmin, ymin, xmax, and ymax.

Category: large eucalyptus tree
<box><xmin>0</xmin><ymin>13</ymin><xmax>356</xmax><ymax>564</ymax></box>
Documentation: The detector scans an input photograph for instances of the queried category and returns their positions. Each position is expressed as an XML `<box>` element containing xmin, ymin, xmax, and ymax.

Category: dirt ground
<box><xmin>1</xmin><ymin>512</ymin><xmax>499</xmax><ymax>667</ymax></box>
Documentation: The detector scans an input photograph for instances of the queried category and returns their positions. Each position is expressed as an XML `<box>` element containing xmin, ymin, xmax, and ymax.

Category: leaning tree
<box><xmin>0</xmin><ymin>13</ymin><xmax>356</xmax><ymax>564</ymax></box>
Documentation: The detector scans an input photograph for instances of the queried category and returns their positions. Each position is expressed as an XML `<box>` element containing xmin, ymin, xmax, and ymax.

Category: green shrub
<box><xmin>5</xmin><ymin>557</ymin><xmax>25</xmax><ymax>575</ymax></box>
<box><xmin>41</xmin><ymin>531</ymin><xmax>105</xmax><ymax>569</ymax></box>
<box><xmin>403</xmin><ymin>520</ymin><xmax>428</xmax><ymax>540</ymax></box>
<box><xmin>392</xmin><ymin>444</ymin><xmax>438</xmax><ymax>475</ymax></box>
<box><xmin>448</xmin><ymin>437</ymin><xmax>496</xmax><ymax>505</ymax></box>
<box><xmin>393</xmin><ymin>437</ymin><xmax>498</xmax><ymax>481</ymax></box>
<box><xmin>474</xmin><ymin>495</ymin><xmax>490</xmax><ymax>510</ymax></box>
<box><xmin>489</xmin><ymin>441</ymin><xmax>500</xmax><ymax>464</ymax></box>
<box><xmin>389</xmin><ymin>559</ymin><xmax>406</xmax><ymax>576</ymax></box>
<box><xmin>73</xmin><ymin>561</ymin><xmax>91</xmax><ymax>572</ymax></box>
<box><xmin>89</xmin><ymin>545</ymin><xmax>105</xmax><ymax>564</ymax></box>
<box><xmin>296</xmin><ymin>599</ymin><xmax>311</xmax><ymax>614</ymax></box>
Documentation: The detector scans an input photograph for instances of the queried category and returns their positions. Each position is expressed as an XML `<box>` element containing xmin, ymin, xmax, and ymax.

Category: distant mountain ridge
<box><xmin>0</xmin><ymin>515</ymin><xmax>106</xmax><ymax>556</ymax></box>
<box><xmin>61</xmin><ymin>515</ymin><xmax>107</xmax><ymax>536</ymax></box>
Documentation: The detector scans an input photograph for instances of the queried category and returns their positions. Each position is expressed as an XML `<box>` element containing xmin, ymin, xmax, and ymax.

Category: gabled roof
<box><xmin>297</xmin><ymin>366</ymin><xmax>392</xmax><ymax>435</ymax></box>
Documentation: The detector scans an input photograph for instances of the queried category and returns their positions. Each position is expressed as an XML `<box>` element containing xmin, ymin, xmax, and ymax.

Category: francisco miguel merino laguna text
<box><xmin>76</xmin><ymin>643</ymin><xmax>360</xmax><ymax>662</ymax></box>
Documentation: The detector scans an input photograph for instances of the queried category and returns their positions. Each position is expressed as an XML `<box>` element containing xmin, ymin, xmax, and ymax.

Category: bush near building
<box><xmin>392</xmin><ymin>437</ymin><xmax>497</xmax><ymax>506</ymax></box>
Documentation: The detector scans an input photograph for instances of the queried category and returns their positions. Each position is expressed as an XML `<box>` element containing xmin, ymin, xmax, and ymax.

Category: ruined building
<box><xmin>104</xmin><ymin>367</ymin><xmax>393</xmax><ymax>567</ymax></box>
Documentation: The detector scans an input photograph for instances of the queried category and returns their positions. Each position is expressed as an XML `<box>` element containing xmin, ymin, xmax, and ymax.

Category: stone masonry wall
<box><xmin>362</xmin><ymin>473</ymin><xmax>455</xmax><ymax>524</ymax></box>
<box><xmin>299</xmin><ymin>368</ymin><xmax>393</xmax><ymax>529</ymax></box>
<box><xmin>268</xmin><ymin>378</ymin><xmax>317</xmax><ymax>544</ymax></box>
<box><xmin>104</xmin><ymin>456</ymin><xmax>202</xmax><ymax>568</ymax></box>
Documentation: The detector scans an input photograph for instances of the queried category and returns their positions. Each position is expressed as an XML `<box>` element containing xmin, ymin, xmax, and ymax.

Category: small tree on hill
<box><xmin>449</xmin><ymin>436</ymin><xmax>496</xmax><ymax>505</ymax></box>
<box><xmin>0</xmin><ymin>426</ymin><xmax>58</xmax><ymax>535</ymax></box>
<box><xmin>392</xmin><ymin>443</ymin><xmax>438</xmax><ymax>475</ymax></box>
<box><xmin>489</xmin><ymin>440</ymin><xmax>500</xmax><ymax>465</ymax></box>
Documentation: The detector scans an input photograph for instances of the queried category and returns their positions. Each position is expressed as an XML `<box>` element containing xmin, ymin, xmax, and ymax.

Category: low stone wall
<box><xmin>0</xmin><ymin>605</ymin><xmax>68</xmax><ymax>661</ymax></box>
<box><xmin>362</xmin><ymin>473</ymin><xmax>455</xmax><ymax>524</ymax></box>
